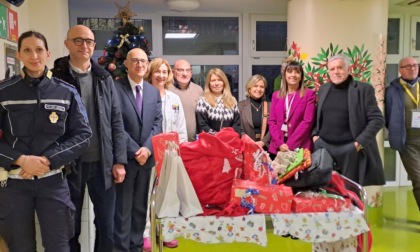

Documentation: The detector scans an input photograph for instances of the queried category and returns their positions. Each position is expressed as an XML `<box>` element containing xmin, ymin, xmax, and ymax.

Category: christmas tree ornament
<box><xmin>108</xmin><ymin>63</ymin><xmax>116</xmax><ymax>72</ymax></box>
<box><xmin>117</xmin><ymin>33</ymin><xmax>130</xmax><ymax>48</ymax></box>
<box><xmin>114</xmin><ymin>1</ymin><xmax>137</xmax><ymax>21</ymax></box>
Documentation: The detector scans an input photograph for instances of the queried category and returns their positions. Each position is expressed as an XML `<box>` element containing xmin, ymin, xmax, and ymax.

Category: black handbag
<box><xmin>284</xmin><ymin>148</ymin><xmax>334</xmax><ymax>190</ymax></box>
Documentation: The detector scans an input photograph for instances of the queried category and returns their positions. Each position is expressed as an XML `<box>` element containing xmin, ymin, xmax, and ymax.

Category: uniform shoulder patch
<box><xmin>52</xmin><ymin>77</ymin><xmax>76</xmax><ymax>89</ymax></box>
<box><xmin>0</xmin><ymin>75</ymin><xmax>22</xmax><ymax>90</ymax></box>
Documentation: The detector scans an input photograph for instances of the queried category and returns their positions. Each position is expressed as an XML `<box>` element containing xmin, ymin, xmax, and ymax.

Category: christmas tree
<box><xmin>98</xmin><ymin>1</ymin><xmax>151</xmax><ymax>79</ymax></box>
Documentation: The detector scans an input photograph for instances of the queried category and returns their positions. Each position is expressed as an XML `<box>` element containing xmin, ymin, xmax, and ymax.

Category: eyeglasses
<box><xmin>400</xmin><ymin>64</ymin><xmax>419</xmax><ymax>70</ymax></box>
<box><xmin>70</xmin><ymin>38</ymin><xmax>96</xmax><ymax>47</ymax></box>
<box><xmin>174</xmin><ymin>68</ymin><xmax>192</xmax><ymax>73</ymax></box>
<box><xmin>130</xmin><ymin>58</ymin><xmax>148</xmax><ymax>65</ymax></box>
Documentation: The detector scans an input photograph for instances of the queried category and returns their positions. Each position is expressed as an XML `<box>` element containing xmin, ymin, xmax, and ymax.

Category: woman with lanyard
<box><xmin>0</xmin><ymin>31</ymin><xmax>91</xmax><ymax>252</ymax></box>
<box><xmin>268</xmin><ymin>60</ymin><xmax>316</xmax><ymax>159</ymax></box>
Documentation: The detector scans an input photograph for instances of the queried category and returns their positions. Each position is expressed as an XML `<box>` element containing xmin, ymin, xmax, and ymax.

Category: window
<box><xmin>162</xmin><ymin>16</ymin><xmax>239</xmax><ymax>55</ymax></box>
<box><xmin>387</xmin><ymin>18</ymin><xmax>400</xmax><ymax>54</ymax></box>
<box><xmin>250</xmin><ymin>15</ymin><xmax>287</xmax><ymax>58</ymax></box>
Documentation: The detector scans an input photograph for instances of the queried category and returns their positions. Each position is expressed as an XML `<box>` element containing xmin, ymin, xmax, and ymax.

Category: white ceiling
<box><xmin>68</xmin><ymin>0</ymin><xmax>288</xmax><ymax>14</ymax></box>
<box><xmin>68</xmin><ymin>0</ymin><xmax>420</xmax><ymax>15</ymax></box>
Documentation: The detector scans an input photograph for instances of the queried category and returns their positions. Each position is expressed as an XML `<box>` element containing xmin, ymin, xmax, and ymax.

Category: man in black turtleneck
<box><xmin>312</xmin><ymin>54</ymin><xmax>385</xmax><ymax>187</ymax></box>
<box><xmin>386</xmin><ymin>57</ymin><xmax>420</xmax><ymax>210</ymax></box>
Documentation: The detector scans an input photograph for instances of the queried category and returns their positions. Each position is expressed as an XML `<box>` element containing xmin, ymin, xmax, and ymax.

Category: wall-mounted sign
<box><xmin>4</xmin><ymin>43</ymin><xmax>20</xmax><ymax>79</ymax></box>
<box><xmin>7</xmin><ymin>8</ymin><xmax>17</xmax><ymax>42</ymax></box>
<box><xmin>0</xmin><ymin>4</ymin><xmax>7</xmax><ymax>39</ymax></box>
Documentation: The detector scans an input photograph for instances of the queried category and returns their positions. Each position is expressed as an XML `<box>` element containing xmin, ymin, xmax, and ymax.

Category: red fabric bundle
<box><xmin>180</xmin><ymin>128</ymin><xmax>243</xmax><ymax>215</ymax></box>
<box><xmin>323</xmin><ymin>172</ymin><xmax>373</xmax><ymax>252</ymax></box>
<box><xmin>242</xmin><ymin>134</ymin><xmax>272</xmax><ymax>185</ymax></box>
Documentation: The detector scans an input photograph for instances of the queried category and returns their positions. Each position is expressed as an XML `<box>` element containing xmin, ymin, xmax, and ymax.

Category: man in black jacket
<box><xmin>52</xmin><ymin>25</ymin><xmax>127</xmax><ymax>252</ymax></box>
<box><xmin>312</xmin><ymin>54</ymin><xmax>385</xmax><ymax>187</ymax></box>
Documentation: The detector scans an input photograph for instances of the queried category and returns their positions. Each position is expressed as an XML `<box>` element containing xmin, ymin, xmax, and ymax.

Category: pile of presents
<box><xmin>152</xmin><ymin>128</ymin><xmax>356</xmax><ymax>218</ymax></box>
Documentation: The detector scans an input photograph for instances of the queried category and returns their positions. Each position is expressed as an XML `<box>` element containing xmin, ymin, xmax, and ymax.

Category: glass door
<box><xmin>410</xmin><ymin>16</ymin><xmax>420</xmax><ymax>58</ymax></box>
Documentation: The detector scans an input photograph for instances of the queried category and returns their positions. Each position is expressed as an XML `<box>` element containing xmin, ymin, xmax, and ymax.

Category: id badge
<box><xmin>411</xmin><ymin>110</ymin><xmax>420</xmax><ymax>128</ymax></box>
<box><xmin>281</xmin><ymin>123</ymin><xmax>288</xmax><ymax>132</ymax></box>
<box><xmin>0</xmin><ymin>167</ymin><xmax>7</xmax><ymax>187</ymax></box>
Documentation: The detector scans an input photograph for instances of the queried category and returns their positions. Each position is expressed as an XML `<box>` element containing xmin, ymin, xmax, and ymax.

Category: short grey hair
<box><xmin>328</xmin><ymin>54</ymin><xmax>350</xmax><ymax>68</ymax></box>
<box><xmin>399</xmin><ymin>56</ymin><xmax>418</xmax><ymax>67</ymax></box>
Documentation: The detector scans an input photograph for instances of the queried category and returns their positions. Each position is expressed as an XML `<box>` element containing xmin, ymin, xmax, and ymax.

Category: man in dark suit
<box><xmin>113</xmin><ymin>48</ymin><xmax>162</xmax><ymax>251</ymax></box>
<box><xmin>312</xmin><ymin>54</ymin><xmax>385</xmax><ymax>186</ymax></box>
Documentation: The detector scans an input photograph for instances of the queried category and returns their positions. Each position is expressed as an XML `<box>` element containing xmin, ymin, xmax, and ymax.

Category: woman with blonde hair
<box><xmin>238</xmin><ymin>74</ymin><xmax>271</xmax><ymax>148</ymax></box>
<box><xmin>145</xmin><ymin>57</ymin><xmax>187</xmax><ymax>143</ymax></box>
<box><xmin>268</xmin><ymin>60</ymin><xmax>316</xmax><ymax>156</ymax></box>
<box><xmin>196</xmin><ymin>68</ymin><xmax>240</xmax><ymax>134</ymax></box>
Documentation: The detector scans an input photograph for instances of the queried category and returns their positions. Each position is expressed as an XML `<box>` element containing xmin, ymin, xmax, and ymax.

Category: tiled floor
<box><xmin>161</xmin><ymin>186</ymin><xmax>419</xmax><ymax>251</ymax></box>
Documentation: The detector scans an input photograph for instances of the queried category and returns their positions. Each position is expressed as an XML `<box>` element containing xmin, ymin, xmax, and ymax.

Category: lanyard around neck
<box><xmin>285</xmin><ymin>91</ymin><xmax>296</xmax><ymax>122</ymax></box>
<box><xmin>400</xmin><ymin>79</ymin><xmax>419</xmax><ymax>107</ymax></box>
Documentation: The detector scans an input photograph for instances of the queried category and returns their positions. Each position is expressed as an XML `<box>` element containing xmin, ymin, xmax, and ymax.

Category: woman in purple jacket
<box><xmin>268</xmin><ymin>61</ymin><xmax>316</xmax><ymax>157</ymax></box>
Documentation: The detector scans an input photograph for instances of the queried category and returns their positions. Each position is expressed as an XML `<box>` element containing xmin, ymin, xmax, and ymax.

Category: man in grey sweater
<box><xmin>169</xmin><ymin>59</ymin><xmax>204</xmax><ymax>141</ymax></box>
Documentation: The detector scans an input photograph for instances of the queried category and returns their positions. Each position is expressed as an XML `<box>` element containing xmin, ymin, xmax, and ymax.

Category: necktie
<box><xmin>135</xmin><ymin>85</ymin><xmax>142</xmax><ymax>114</ymax></box>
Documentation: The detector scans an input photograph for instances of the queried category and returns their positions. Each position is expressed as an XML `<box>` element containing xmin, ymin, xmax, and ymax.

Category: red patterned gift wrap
<box><xmin>230</xmin><ymin>179</ymin><xmax>293</xmax><ymax>214</ymax></box>
<box><xmin>292</xmin><ymin>193</ymin><xmax>352</xmax><ymax>213</ymax></box>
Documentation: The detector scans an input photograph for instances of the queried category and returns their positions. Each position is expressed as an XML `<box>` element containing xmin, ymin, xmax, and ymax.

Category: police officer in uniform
<box><xmin>0</xmin><ymin>31</ymin><xmax>92</xmax><ymax>252</ymax></box>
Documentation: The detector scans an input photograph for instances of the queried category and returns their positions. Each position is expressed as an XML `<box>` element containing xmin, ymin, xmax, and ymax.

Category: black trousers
<box><xmin>114</xmin><ymin>160</ymin><xmax>152</xmax><ymax>252</ymax></box>
<box><xmin>68</xmin><ymin>161</ymin><xmax>116</xmax><ymax>252</ymax></box>
<box><xmin>0</xmin><ymin>173</ymin><xmax>74</xmax><ymax>252</ymax></box>
<box><xmin>314</xmin><ymin>138</ymin><xmax>366</xmax><ymax>185</ymax></box>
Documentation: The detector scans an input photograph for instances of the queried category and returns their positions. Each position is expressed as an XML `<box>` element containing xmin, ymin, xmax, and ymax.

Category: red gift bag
<box><xmin>230</xmin><ymin>179</ymin><xmax>293</xmax><ymax>214</ymax></box>
<box><xmin>242</xmin><ymin>134</ymin><xmax>273</xmax><ymax>185</ymax></box>
<box><xmin>152</xmin><ymin>132</ymin><xmax>179</xmax><ymax>179</ymax></box>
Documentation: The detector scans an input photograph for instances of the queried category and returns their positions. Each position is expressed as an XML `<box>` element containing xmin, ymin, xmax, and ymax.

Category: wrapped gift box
<box><xmin>152</xmin><ymin>132</ymin><xmax>179</xmax><ymax>178</ymax></box>
<box><xmin>292</xmin><ymin>193</ymin><xmax>352</xmax><ymax>213</ymax></box>
<box><xmin>230</xmin><ymin>179</ymin><xmax>293</xmax><ymax>214</ymax></box>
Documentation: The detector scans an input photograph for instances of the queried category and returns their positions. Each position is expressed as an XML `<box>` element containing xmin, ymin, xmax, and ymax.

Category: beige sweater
<box><xmin>168</xmin><ymin>82</ymin><xmax>204</xmax><ymax>141</ymax></box>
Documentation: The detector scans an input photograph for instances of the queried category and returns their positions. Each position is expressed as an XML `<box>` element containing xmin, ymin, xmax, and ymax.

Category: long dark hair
<box><xmin>278</xmin><ymin>61</ymin><xmax>306</xmax><ymax>98</ymax></box>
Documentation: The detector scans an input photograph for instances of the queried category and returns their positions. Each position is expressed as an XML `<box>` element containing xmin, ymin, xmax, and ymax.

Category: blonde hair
<box><xmin>203</xmin><ymin>68</ymin><xmax>237</xmax><ymax>109</ymax></box>
<box><xmin>145</xmin><ymin>57</ymin><xmax>174</xmax><ymax>89</ymax></box>
<box><xmin>244</xmin><ymin>74</ymin><xmax>267</xmax><ymax>98</ymax></box>
<box><xmin>278</xmin><ymin>60</ymin><xmax>306</xmax><ymax>98</ymax></box>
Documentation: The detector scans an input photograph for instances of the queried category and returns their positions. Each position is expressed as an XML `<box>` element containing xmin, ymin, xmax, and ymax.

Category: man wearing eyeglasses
<box><xmin>113</xmin><ymin>48</ymin><xmax>162</xmax><ymax>251</ymax></box>
<box><xmin>169</xmin><ymin>59</ymin><xmax>203</xmax><ymax>141</ymax></box>
<box><xmin>52</xmin><ymin>25</ymin><xmax>127</xmax><ymax>252</ymax></box>
<box><xmin>386</xmin><ymin>56</ymin><xmax>420</xmax><ymax>210</ymax></box>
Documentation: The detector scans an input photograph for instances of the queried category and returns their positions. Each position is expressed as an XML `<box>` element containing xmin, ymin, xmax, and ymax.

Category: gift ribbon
<box><xmin>117</xmin><ymin>33</ymin><xmax>130</xmax><ymax>48</ymax></box>
<box><xmin>240</xmin><ymin>188</ymin><xmax>259</xmax><ymax>214</ymax></box>
<box><xmin>262</xmin><ymin>161</ymin><xmax>276</xmax><ymax>185</ymax></box>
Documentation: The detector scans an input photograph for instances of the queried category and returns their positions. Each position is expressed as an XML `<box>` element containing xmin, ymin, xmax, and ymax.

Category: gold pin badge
<box><xmin>49</xmin><ymin>112</ymin><xmax>59</xmax><ymax>124</ymax></box>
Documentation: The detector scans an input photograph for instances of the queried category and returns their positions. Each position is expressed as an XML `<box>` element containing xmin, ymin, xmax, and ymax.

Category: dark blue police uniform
<box><xmin>0</xmin><ymin>69</ymin><xmax>92</xmax><ymax>252</ymax></box>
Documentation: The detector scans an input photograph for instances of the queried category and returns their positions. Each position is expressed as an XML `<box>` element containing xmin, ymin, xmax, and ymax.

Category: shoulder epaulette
<box><xmin>52</xmin><ymin>77</ymin><xmax>76</xmax><ymax>89</ymax></box>
<box><xmin>0</xmin><ymin>75</ymin><xmax>22</xmax><ymax>90</ymax></box>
